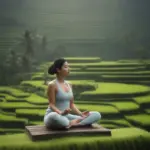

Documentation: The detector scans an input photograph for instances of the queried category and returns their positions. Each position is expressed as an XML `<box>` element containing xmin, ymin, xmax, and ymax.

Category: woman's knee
<box><xmin>89</xmin><ymin>111</ymin><xmax>101</xmax><ymax>120</ymax></box>
<box><xmin>59</xmin><ymin>116</ymin><xmax>70</xmax><ymax>127</ymax></box>
<box><xmin>44</xmin><ymin>112</ymin><xmax>59</xmax><ymax>120</ymax></box>
<box><xmin>44</xmin><ymin>112</ymin><xmax>70</xmax><ymax>128</ymax></box>
<box><xmin>44</xmin><ymin>112</ymin><xmax>59</xmax><ymax>126</ymax></box>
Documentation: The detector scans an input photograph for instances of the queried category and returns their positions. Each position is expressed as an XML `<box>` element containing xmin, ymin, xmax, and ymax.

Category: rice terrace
<box><xmin>0</xmin><ymin>57</ymin><xmax>150</xmax><ymax>149</ymax></box>
<box><xmin>0</xmin><ymin>0</ymin><xmax>150</xmax><ymax>150</ymax></box>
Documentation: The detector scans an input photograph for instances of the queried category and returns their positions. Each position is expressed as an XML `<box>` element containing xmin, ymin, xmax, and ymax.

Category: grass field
<box><xmin>0</xmin><ymin>57</ymin><xmax>150</xmax><ymax>149</ymax></box>
<box><xmin>0</xmin><ymin>128</ymin><xmax>150</xmax><ymax>150</ymax></box>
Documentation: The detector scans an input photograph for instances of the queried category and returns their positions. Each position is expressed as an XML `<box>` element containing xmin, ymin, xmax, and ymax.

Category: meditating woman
<box><xmin>44</xmin><ymin>58</ymin><xmax>101</xmax><ymax>129</ymax></box>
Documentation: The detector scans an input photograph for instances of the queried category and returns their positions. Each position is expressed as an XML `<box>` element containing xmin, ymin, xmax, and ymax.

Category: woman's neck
<box><xmin>56</xmin><ymin>75</ymin><xmax>65</xmax><ymax>83</ymax></box>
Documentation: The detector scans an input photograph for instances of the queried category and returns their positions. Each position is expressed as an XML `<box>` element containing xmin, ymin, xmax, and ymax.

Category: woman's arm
<box><xmin>70</xmin><ymin>99</ymin><xmax>82</xmax><ymax>116</ymax></box>
<box><xmin>68</xmin><ymin>82</ymin><xmax>82</xmax><ymax>116</ymax></box>
<box><xmin>47</xmin><ymin>82</ymin><xmax>62</xmax><ymax>114</ymax></box>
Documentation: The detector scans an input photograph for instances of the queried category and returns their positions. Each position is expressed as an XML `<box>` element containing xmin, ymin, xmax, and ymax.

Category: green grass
<box><xmin>16</xmin><ymin>109</ymin><xmax>45</xmax><ymax>116</ymax></box>
<box><xmin>80</xmin><ymin>97</ymin><xmax>135</xmax><ymax>102</ymax></box>
<box><xmin>0</xmin><ymin>98</ymin><xmax>4</xmax><ymax>102</ymax></box>
<box><xmin>0</xmin><ymin>109</ymin><xmax>16</xmax><ymax>116</ymax></box>
<box><xmin>0</xmin><ymin>93</ymin><xmax>48</xmax><ymax>105</ymax></box>
<box><xmin>63</xmin><ymin>80</ymin><xmax>97</xmax><ymax>91</ymax></box>
<box><xmin>86</xmin><ymin>66</ymin><xmax>146</xmax><ymax>71</ymax></box>
<box><xmin>76</xmin><ymin>104</ymin><xmax>119</xmax><ymax>114</ymax></box>
<box><xmin>25</xmin><ymin>94</ymin><xmax>48</xmax><ymax>104</ymax></box>
<box><xmin>67</xmin><ymin>80</ymin><xmax>95</xmax><ymax>85</ymax></box>
<box><xmin>95</xmin><ymin>71</ymin><xmax>150</xmax><ymax>75</ymax></box>
<box><xmin>125</xmin><ymin>114</ymin><xmax>150</xmax><ymax>126</ymax></box>
<box><xmin>31</xmin><ymin>74</ymin><xmax>49</xmax><ymax>80</ymax></box>
<box><xmin>145</xmin><ymin>109</ymin><xmax>150</xmax><ymax>113</ymax></box>
<box><xmin>67</xmin><ymin>61</ymin><xmax>143</xmax><ymax>67</ymax></box>
<box><xmin>21</xmin><ymin>80</ymin><xmax>47</xmax><ymax>91</ymax></box>
<box><xmin>21</xmin><ymin>80</ymin><xmax>46</xmax><ymax>88</ymax></box>
<box><xmin>100</xmin><ymin>123</ymin><xmax>120</xmax><ymax>129</ymax></box>
<box><xmin>73</xmin><ymin>72</ymin><xmax>150</xmax><ymax>76</ymax></box>
<box><xmin>0</xmin><ymin>94</ymin><xmax>5</xmax><ymax>102</ymax></box>
<box><xmin>15</xmin><ymin>109</ymin><xmax>44</xmax><ymax>121</ymax></box>
<box><xmin>0</xmin><ymin>94</ymin><xmax>26</xmax><ymax>102</ymax></box>
<box><xmin>0</xmin><ymin>93</ymin><xmax>6</xmax><ymax>97</ymax></box>
<box><xmin>0</xmin><ymin>114</ymin><xmax>28</xmax><ymax>129</ymax></box>
<box><xmin>117</xmin><ymin>59</ymin><xmax>150</xmax><ymax>63</ymax></box>
<box><xmin>129</xmin><ymin>80</ymin><xmax>150</xmax><ymax>85</ymax></box>
<box><xmin>102</xmin><ymin>74</ymin><xmax>150</xmax><ymax>77</ymax></box>
<box><xmin>0</xmin><ymin>102</ymin><xmax>46</xmax><ymax>109</ymax></box>
<box><xmin>100</xmin><ymin>119</ymin><xmax>132</xmax><ymax>127</ymax></box>
<box><xmin>21</xmin><ymin>80</ymin><xmax>96</xmax><ymax>88</ymax></box>
<box><xmin>28</xmin><ymin>121</ymin><xmax>44</xmax><ymax>125</ymax></box>
<box><xmin>134</xmin><ymin>95</ymin><xmax>150</xmax><ymax>104</ymax></box>
<box><xmin>0</xmin><ymin>128</ymin><xmax>25</xmax><ymax>134</ymax></box>
<box><xmin>3</xmin><ymin>94</ymin><xmax>18</xmax><ymax>101</ymax></box>
<box><xmin>81</xmin><ymin>82</ymin><xmax>150</xmax><ymax>95</ymax></box>
<box><xmin>1</xmin><ymin>58</ymin><xmax>150</xmax><ymax>137</ymax></box>
<box><xmin>110</xmin><ymin>102</ymin><xmax>140</xmax><ymax>112</ymax></box>
<box><xmin>0</xmin><ymin>114</ymin><xmax>28</xmax><ymax>123</ymax></box>
<box><xmin>0</xmin><ymin>87</ymin><xmax>30</xmax><ymax>98</ymax></box>
<box><xmin>75</xmin><ymin>100</ymin><xmax>108</xmax><ymax>105</ymax></box>
<box><xmin>0</xmin><ymin>128</ymin><xmax>149</xmax><ymax>150</ymax></box>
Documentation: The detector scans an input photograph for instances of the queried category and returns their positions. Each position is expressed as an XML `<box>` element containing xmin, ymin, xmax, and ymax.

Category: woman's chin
<box><xmin>64</xmin><ymin>73</ymin><xmax>69</xmax><ymax>77</ymax></box>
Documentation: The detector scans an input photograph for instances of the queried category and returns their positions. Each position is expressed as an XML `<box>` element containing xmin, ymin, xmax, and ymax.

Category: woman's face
<box><xmin>57</xmin><ymin>61</ymin><xmax>70</xmax><ymax>77</ymax></box>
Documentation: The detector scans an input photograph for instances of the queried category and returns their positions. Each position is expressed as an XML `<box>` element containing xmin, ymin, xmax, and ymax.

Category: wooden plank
<box><xmin>25</xmin><ymin>123</ymin><xmax>111</xmax><ymax>141</ymax></box>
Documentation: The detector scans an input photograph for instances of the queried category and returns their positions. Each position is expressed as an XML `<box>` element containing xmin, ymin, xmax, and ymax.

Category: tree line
<box><xmin>0</xmin><ymin>30</ymin><xmax>67</xmax><ymax>85</ymax></box>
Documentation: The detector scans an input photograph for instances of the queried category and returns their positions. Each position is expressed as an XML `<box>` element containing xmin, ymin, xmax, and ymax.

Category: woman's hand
<box><xmin>81</xmin><ymin>111</ymin><xmax>90</xmax><ymax>118</ymax></box>
<box><xmin>61</xmin><ymin>108</ymin><xmax>72</xmax><ymax>115</ymax></box>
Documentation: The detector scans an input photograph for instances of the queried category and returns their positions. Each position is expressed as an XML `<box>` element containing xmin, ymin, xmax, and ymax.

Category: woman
<box><xmin>44</xmin><ymin>58</ymin><xmax>101</xmax><ymax>129</ymax></box>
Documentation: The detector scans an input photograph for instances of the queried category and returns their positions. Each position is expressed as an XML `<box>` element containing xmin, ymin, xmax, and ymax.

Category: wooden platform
<box><xmin>25</xmin><ymin>123</ymin><xmax>111</xmax><ymax>141</ymax></box>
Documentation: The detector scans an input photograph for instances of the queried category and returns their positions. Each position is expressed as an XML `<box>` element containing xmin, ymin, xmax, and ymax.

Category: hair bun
<box><xmin>48</xmin><ymin>64</ymin><xmax>56</xmax><ymax>75</ymax></box>
<box><xmin>48</xmin><ymin>58</ymin><xmax>66</xmax><ymax>75</ymax></box>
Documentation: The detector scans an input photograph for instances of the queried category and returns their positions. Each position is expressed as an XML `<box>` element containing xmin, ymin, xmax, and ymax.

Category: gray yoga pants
<box><xmin>44</xmin><ymin>111</ymin><xmax>101</xmax><ymax>129</ymax></box>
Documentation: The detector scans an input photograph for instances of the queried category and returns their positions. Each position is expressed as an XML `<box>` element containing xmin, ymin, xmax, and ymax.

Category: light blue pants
<box><xmin>44</xmin><ymin>111</ymin><xmax>101</xmax><ymax>129</ymax></box>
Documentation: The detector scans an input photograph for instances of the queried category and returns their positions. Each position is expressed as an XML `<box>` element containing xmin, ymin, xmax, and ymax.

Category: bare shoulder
<box><xmin>47</xmin><ymin>80</ymin><xmax>56</xmax><ymax>89</ymax></box>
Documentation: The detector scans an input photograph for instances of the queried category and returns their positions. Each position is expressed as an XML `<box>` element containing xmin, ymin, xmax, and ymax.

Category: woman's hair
<box><xmin>48</xmin><ymin>58</ymin><xmax>66</xmax><ymax>75</ymax></box>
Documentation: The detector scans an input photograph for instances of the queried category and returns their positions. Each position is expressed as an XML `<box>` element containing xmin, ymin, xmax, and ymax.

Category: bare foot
<box><xmin>66</xmin><ymin>118</ymin><xmax>83</xmax><ymax>129</ymax></box>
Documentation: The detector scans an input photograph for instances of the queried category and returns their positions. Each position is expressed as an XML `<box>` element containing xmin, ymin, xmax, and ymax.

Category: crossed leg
<box><xmin>65</xmin><ymin>111</ymin><xmax>101</xmax><ymax>128</ymax></box>
<box><xmin>44</xmin><ymin>111</ymin><xmax>101</xmax><ymax>129</ymax></box>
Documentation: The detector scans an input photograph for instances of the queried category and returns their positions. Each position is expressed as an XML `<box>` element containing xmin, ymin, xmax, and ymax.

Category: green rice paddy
<box><xmin>0</xmin><ymin>57</ymin><xmax>150</xmax><ymax>149</ymax></box>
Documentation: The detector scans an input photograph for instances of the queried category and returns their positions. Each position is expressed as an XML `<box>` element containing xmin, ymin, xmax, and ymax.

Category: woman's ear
<box><xmin>56</xmin><ymin>68</ymin><xmax>60</xmax><ymax>73</ymax></box>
